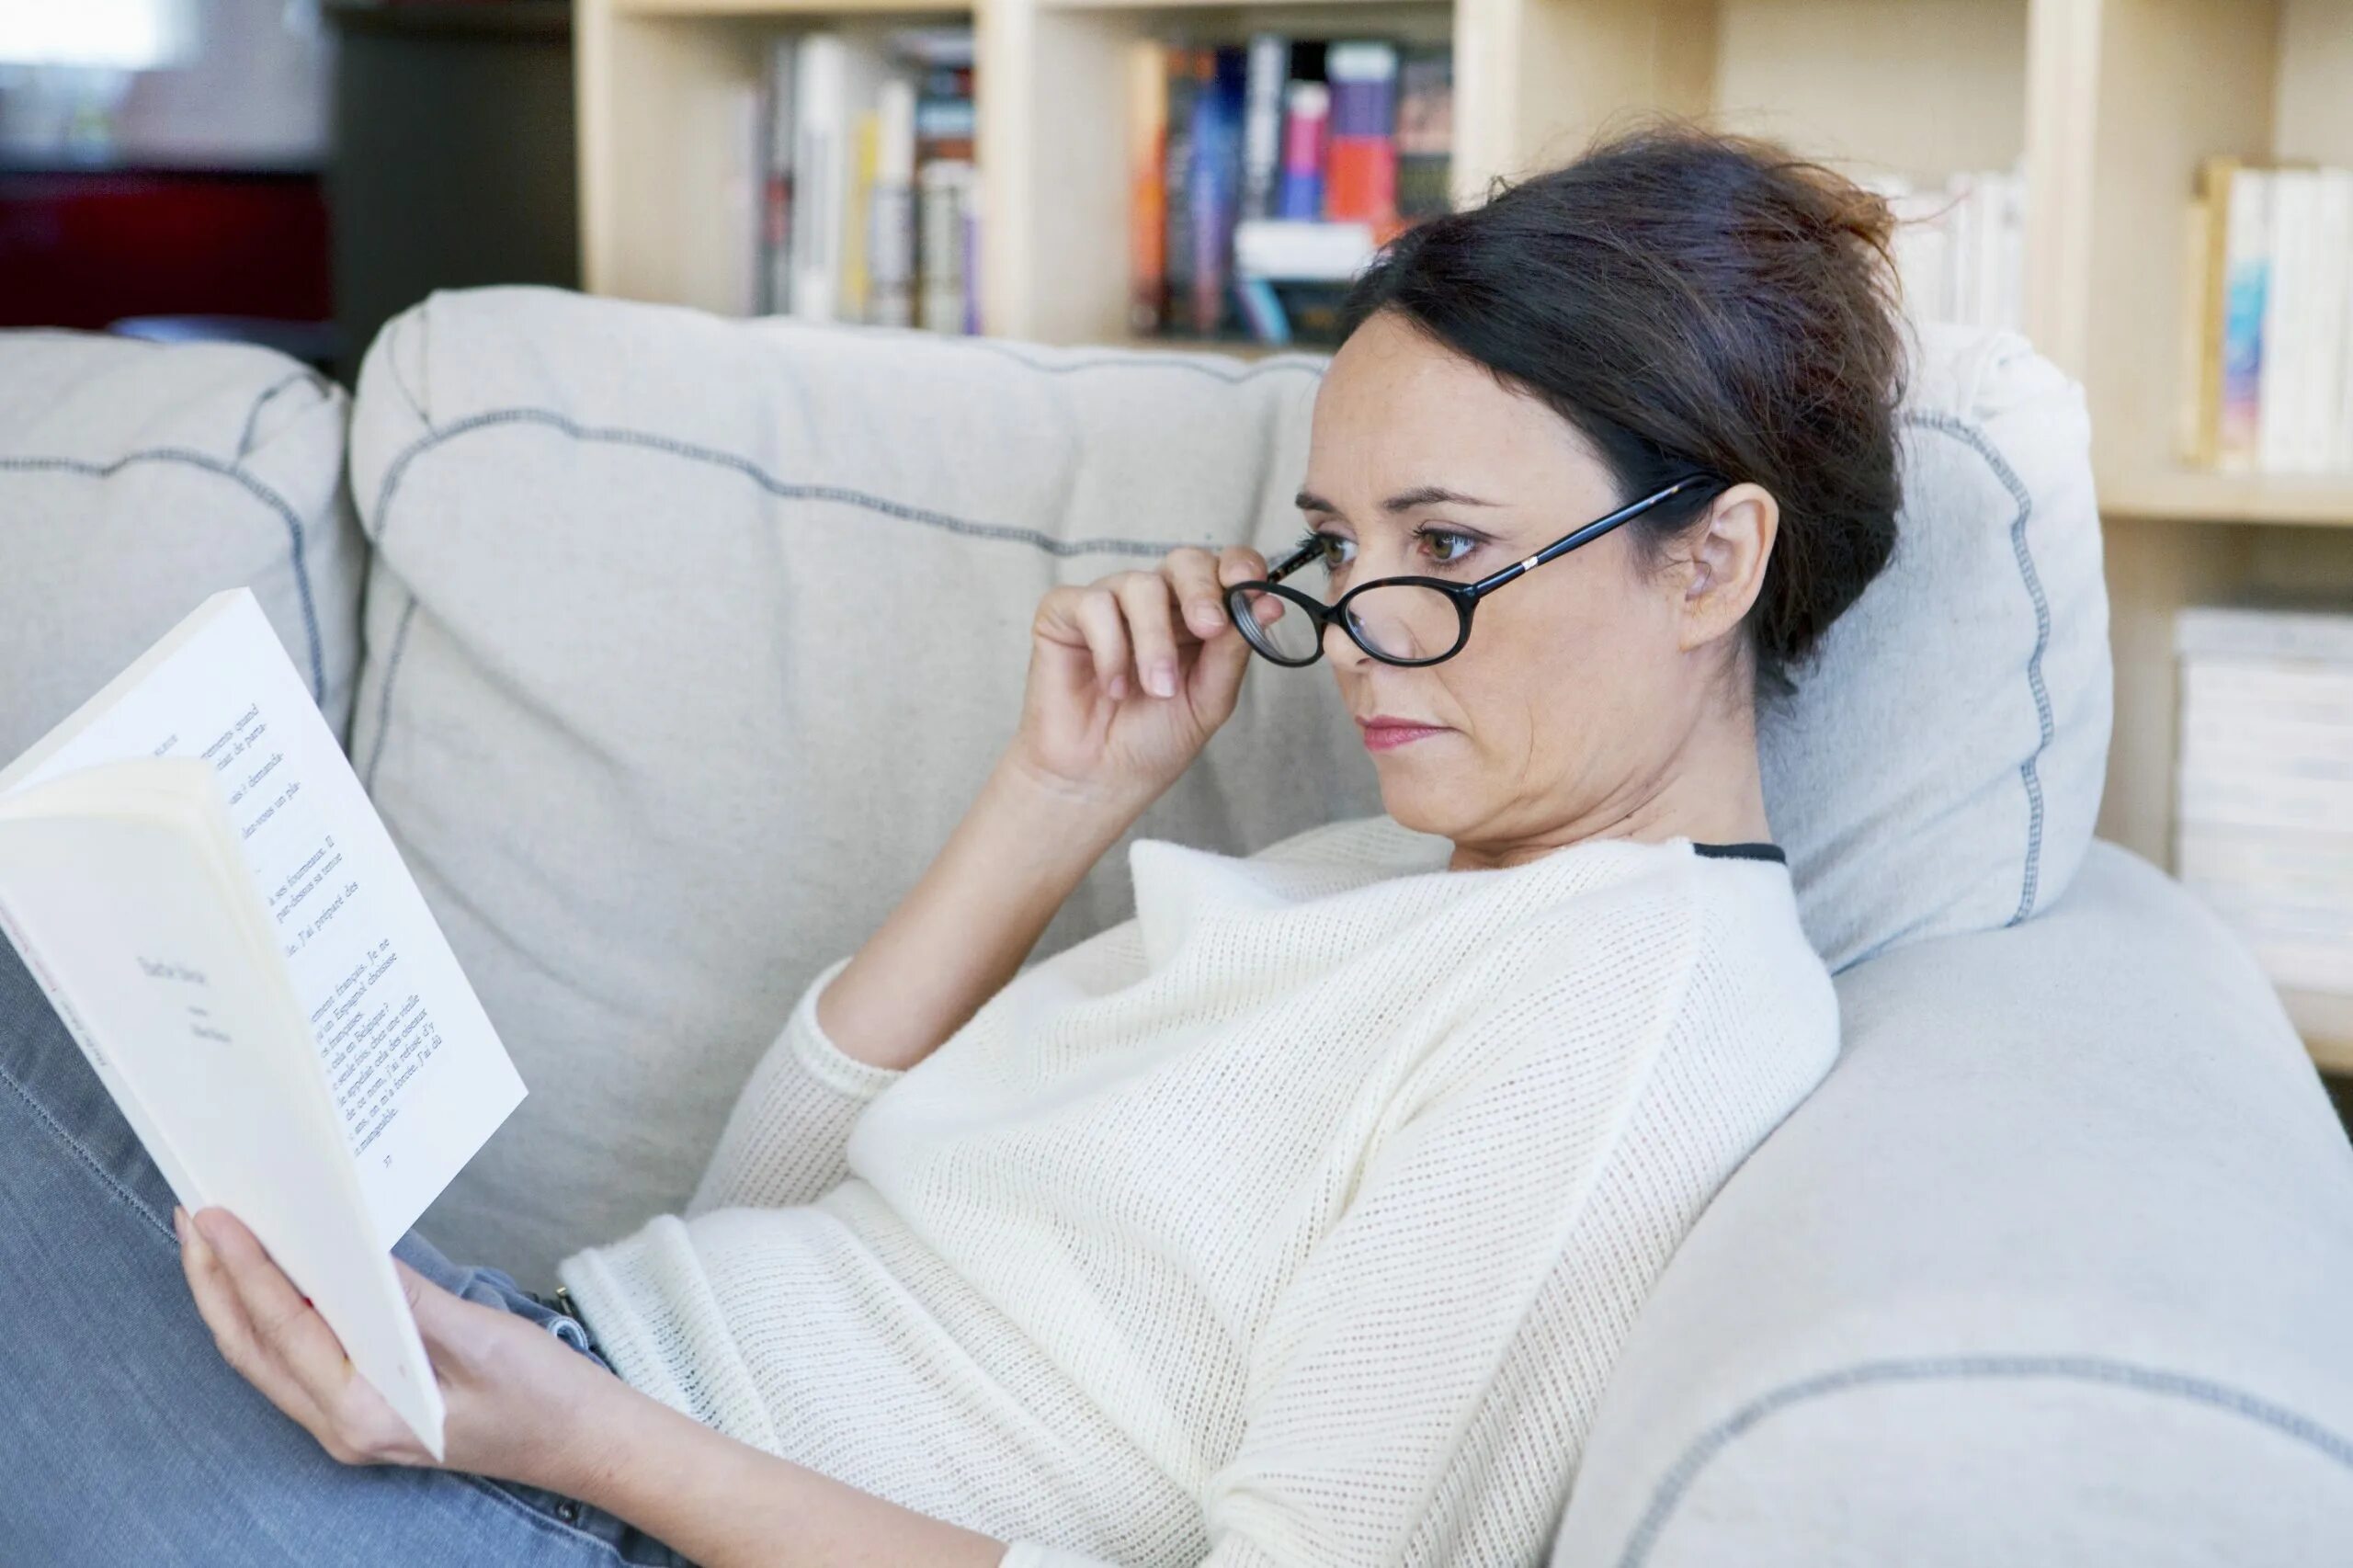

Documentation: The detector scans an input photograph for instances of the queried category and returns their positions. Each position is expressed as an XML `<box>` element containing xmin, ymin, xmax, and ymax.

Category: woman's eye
<box><xmin>1311</xmin><ymin>531</ymin><xmax>1354</xmax><ymax>569</ymax></box>
<box><xmin>1421</xmin><ymin>529</ymin><xmax>1476</xmax><ymax>566</ymax></box>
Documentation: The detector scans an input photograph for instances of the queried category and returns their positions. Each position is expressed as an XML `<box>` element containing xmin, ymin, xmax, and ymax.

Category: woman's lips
<box><xmin>1360</xmin><ymin>722</ymin><xmax>1450</xmax><ymax>752</ymax></box>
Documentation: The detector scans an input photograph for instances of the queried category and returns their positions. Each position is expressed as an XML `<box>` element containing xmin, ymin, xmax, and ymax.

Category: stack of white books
<box><xmin>2175</xmin><ymin>603</ymin><xmax>2353</xmax><ymax>994</ymax></box>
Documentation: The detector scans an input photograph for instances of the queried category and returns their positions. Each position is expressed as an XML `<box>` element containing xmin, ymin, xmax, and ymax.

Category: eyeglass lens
<box><xmin>1233</xmin><ymin>582</ymin><xmax>1463</xmax><ymax>665</ymax></box>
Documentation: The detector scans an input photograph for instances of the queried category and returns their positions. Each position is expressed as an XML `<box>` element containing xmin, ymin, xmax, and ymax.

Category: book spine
<box><xmin>761</xmin><ymin>38</ymin><xmax>798</xmax><ymax>316</ymax></box>
<box><xmin>1324</xmin><ymin>40</ymin><xmax>1397</xmax><ymax>225</ymax></box>
<box><xmin>1186</xmin><ymin>46</ymin><xmax>1248</xmax><ymax>336</ymax></box>
<box><xmin>1395</xmin><ymin>45</ymin><xmax>1452</xmax><ymax>219</ymax></box>
<box><xmin>961</xmin><ymin>172</ymin><xmax>983</xmax><ymax>335</ymax></box>
<box><xmin>2177</xmin><ymin>180</ymin><xmax>2218</xmax><ymax>465</ymax></box>
<box><xmin>2176</xmin><ymin>603</ymin><xmax>2353</xmax><ymax>664</ymax></box>
<box><xmin>869</xmin><ymin>78</ymin><xmax>917</xmax><ymax>329</ymax></box>
<box><xmin>2306</xmin><ymin>169</ymin><xmax>2351</xmax><ymax>472</ymax></box>
<box><xmin>1278</xmin><ymin>80</ymin><xmax>1328</xmax><ymax>221</ymax></box>
<box><xmin>1239</xmin><ymin>33</ymin><xmax>1288</xmax><ymax>223</ymax></box>
<box><xmin>2218</xmin><ymin>165</ymin><xmax>2271</xmax><ymax>472</ymax></box>
<box><xmin>1163</xmin><ymin>49</ymin><xmax>1200</xmax><ymax>328</ymax></box>
<box><xmin>790</xmin><ymin>36</ymin><xmax>846</xmax><ymax>324</ymax></box>
<box><xmin>1128</xmin><ymin>40</ymin><xmax>1169</xmax><ymax>336</ymax></box>
<box><xmin>917</xmin><ymin>159</ymin><xmax>972</xmax><ymax>333</ymax></box>
<box><xmin>2257</xmin><ymin>168</ymin><xmax>2309</xmax><ymax>473</ymax></box>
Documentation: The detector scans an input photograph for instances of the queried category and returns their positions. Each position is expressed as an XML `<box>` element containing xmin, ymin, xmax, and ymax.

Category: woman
<box><xmin>0</xmin><ymin>126</ymin><xmax>1903</xmax><ymax>1564</ymax></box>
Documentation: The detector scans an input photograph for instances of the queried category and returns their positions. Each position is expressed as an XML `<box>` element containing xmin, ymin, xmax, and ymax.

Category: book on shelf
<box><xmin>1868</xmin><ymin>167</ymin><xmax>2026</xmax><ymax>333</ymax></box>
<box><xmin>2175</xmin><ymin>601</ymin><xmax>2353</xmax><ymax>997</ymax></box>
<box><xmin>1129</xmin><ymin>34</ymin><xmax>1450</xmax><ymax>347</ymax></box>
<box><xmin>2179</xmin><ymin>157</ymin><xmax>2353</xmax><ymax>475</ymax></box>
<box><xmin>753</xmin><ymin>28</ymin><xmax>979</xmax><ymax>335</ymax></box>
<box><xmin>0</xmin><ymin>590</ymin><xmax>528</xmax><ymax>1460</ymax></box>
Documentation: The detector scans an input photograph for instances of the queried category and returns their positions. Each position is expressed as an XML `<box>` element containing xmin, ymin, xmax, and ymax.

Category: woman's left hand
<box><xmin>176</xmin><ymin>1204</ymin><xmax>587</xmax><ymax>1483</ymax></box>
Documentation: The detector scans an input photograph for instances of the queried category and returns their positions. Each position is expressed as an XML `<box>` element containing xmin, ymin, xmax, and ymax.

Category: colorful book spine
<box><xmin>1185</xmin><ymin>46</ymin><xmax>1247</xmax><ymax>336</ymax></box>
<box><xmin>1395</xmin><ymin>44</ymin><xmax>1451</xmax><ymax>219</ymax></box>
<box><xmin>1128</xmin><ymin>40</ymin><xmax>1168</xmax><ymax>336</ymax></box>
<box><xmin>2218</xmin><ymin>165</ymin><xmax>2272</xmax><ymax>472</ymax></box>
<box><xmin>1278</xmin><ymin>81</ymin><xmax>1328</xmax><ymax>222</ymax></box>
<box><xmin>1163</xmin><ymin>48</ymin><xmax>1201</xmax><ymax>331</ymax></box>
<box><xmin>1239</xmin><ymin>34</ymin><xmax>1289</xmax><ymax>222</ymax></box>
<box><xmin>868</xmin><ymin>78</ymin><xmax>916</xmax><ymax>329</ymax></box>
<box><xmin>760</xmin><ymin>38</ymin><xmax>797</xmax><ymax>315</ymax></box>
<box><xmin>1324</xmin><ymin>41</ymin><xmax>1397</xmax><ymax>225</ymax></box>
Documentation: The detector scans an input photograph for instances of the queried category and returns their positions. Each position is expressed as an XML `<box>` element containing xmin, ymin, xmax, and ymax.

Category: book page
<box><xmin>1</xmin><ymin>593</ymin><xmax>524</xmax><ymax>1246</ymax></box>
<box><xmin>0</xmin><ymin>794</ymin><xmax>446</xmax><ymax>1455</ymax></box>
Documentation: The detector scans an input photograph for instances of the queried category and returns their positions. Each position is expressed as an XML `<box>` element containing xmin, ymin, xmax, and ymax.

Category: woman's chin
<box><xmin>1372</xmin><ymin>773</ymin><xmax>1467</xmax><ymax>840</ymax></box>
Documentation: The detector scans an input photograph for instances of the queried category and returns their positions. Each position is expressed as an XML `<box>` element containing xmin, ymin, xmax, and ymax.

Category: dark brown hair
<box><xmin>1338</xmin><ymin>123</ymin><xmax>1906</xmax><ymax>701</ymax></box>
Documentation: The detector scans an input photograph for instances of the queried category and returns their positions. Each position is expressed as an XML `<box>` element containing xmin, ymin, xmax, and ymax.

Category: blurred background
<box><xmin>0</xmin><ymin>0</ymin><xmax>574</xmax><ymax>381</ymax></box>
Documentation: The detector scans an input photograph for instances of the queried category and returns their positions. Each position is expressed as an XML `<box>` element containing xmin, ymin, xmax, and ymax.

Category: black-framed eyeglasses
<box><xmin>1222</xmin><ymin>474</ymin><xmax>1722</xmax><ymax>668</ymax></box>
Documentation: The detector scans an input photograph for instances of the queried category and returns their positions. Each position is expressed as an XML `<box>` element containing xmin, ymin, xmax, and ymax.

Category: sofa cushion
<box><xmin>346</xmin><ymin>289</ymin><xmax>2109</xmax><ymax>1281</ymax></box>
<box><xmin>346</xmin><ymin>289</ymin><xmax>1381</xmax><ymax>1281</ymax></box>
<box><xmin>1548</xmin><ymin>842</ymin><xmax>2353</xmax><ymax>1565</ymax></box>
<box><xmin>0</xmin><ymin>331</ymin><xmax>365</xmax><ymax>758</ymax></box>
<box><xmin>1759</xmin><ymin>323</ymin><xmax>2112</xmax><ymax>971</ymax></box>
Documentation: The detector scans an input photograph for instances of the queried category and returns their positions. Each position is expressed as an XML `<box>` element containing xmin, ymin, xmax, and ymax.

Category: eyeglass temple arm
<box><xmin>1467</xmin><ymin>475</ymin><xmax>1716</xmax><ymax>595</ymax></box>
<box><xmin>1263</xmin><ymin>539</ymin><xmax>1323</xmax><ymax>585</ymax></box>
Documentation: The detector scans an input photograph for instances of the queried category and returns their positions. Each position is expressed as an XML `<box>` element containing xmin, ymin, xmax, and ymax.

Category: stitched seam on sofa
<box><xmin>366</xmin><ymin>408</ymin><xmax>1212</xmax><ymax>559</ymax></box>
<box><xmin>0</xmin><ymin>450</ymin><xmax>330</xmax><ymax>705</ymax></box>
<box><xmin>235</xmin><ymin>370</ymin><xmax>322</xmax><ymax>463</ymax></box>
<box><xmin>964</xmin><ymin>336</ymin><xmax>1328</xmax><ymax>382</ymax></box>
<box><xmin>1902</xmin><ymin>412</ymin><xmax>2052</xmax><ymax>925</ymax></box>
<box><xmin>363</xmin><ymin>588</ymin><xmax>422</xmax><ymax>792</ymax></box>
<box><xmin>1613</xmin><ymin>1353</ymin><xmax>2353</xmax><ymax>1568</ymax></box>
<box><xmin>0</xmin><ymin>1049</ymin><xmax>174</xmax><ymax>1243</ymax></box>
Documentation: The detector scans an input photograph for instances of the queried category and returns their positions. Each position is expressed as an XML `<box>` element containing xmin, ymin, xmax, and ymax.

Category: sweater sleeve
<box><xmin>999</xmin><ymin>882</ymin><xmax>1710</xmax><ymax>1568</ymax></box>
<box><xmin>688</xmin><ymin>956</ymin><xmax>903</xmax><ymax>1215</ymax></box>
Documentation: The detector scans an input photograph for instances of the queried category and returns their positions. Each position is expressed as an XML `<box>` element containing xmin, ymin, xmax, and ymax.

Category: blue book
<box><xmin>1186</xmin><ymin>46</ymin><xmax>1248</xmax><ymax>335</ymax></box>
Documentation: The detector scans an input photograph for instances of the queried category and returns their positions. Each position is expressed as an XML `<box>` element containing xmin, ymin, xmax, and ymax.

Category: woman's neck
<box><xmin>1444</xmin><ymin>702</ymin><xmax>1771</xmax><ymax>873</ymax></box>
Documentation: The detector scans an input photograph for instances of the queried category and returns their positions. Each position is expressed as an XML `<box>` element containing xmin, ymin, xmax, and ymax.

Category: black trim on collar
<box><xmin>1691</xmin><ymin>841</ymin><xmax>1788</xmax><ymax>865</ymax></box>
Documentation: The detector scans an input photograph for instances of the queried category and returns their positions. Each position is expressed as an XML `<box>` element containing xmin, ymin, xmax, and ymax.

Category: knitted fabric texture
<box><xmin>558</xmin><ymin>813</ymin><xmax>1839</xmax><ymax>1565</ymax></box>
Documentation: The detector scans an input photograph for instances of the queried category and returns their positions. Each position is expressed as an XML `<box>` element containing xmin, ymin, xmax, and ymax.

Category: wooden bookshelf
<box><xmin>576</xmin><ymin>0</ymin><xmax>2353</xmax><ymax>1070</ymax></box>
<box><xmin>2282</xmin><ymin>988</ymin><xmax>2353</xmax><ymax>1077</ymax></box>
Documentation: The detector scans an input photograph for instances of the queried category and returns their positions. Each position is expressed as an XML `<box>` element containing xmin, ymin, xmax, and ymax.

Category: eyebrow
<box><xmin>1294</xmin><ymin>485</ymin><xmax>1506</xmax><ymax>517</ymax></box>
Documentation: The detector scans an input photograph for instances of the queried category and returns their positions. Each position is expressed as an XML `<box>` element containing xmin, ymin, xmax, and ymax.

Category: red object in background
<box><xmin>0</xmin><ymin>171</ymin><xmax>331</xmax><ymax>329</ymax></box>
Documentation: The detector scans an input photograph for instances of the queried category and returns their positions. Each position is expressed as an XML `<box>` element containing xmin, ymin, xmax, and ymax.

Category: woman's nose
<box><xmin>1323</xmin><ymin>615</ymin><xmax>1370</xmax><ymax>669</ymax></box>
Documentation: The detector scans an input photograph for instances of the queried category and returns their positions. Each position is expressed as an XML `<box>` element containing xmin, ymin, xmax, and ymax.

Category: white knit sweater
<box><xmin>558</xmin><ymin>813</ymin><xmax>1839</xmax><ymax>1566</ymax></box>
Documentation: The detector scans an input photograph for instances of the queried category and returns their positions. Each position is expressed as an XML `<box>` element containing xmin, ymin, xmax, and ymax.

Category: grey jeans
<box><xmin>0</xmin><ymin>939</ymin><xmax>697</xmax><ymax>1566</ymax></box>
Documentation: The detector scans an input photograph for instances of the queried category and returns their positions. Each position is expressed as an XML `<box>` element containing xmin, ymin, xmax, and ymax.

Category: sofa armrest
<box><xmin>1552</xmin><ymin>840</ymin><xmax>2353</xmax><ymax>1566</ymax></box>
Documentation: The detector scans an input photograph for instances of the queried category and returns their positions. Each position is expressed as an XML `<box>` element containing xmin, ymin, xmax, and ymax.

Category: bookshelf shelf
<box><xmin>2100</xmin><ymin>471</ymin><xmax>2353</xmax><ymax>528</ymax></box>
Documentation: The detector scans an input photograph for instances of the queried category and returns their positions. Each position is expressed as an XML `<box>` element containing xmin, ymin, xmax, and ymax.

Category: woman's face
<box><xmin>1298</xmin><ymin>312</ymin><xmax>1770</xmax><ymax>862</ymax></box>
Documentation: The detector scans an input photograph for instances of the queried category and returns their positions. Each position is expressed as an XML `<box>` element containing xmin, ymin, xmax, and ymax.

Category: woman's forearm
<box><xmin>813</xmin><ymin>746</ymin><xmax>1142</xmax><ymax>1073</ymax></box>
<box><xmin>549</xmin><ymin>1367</ymin><xmax>1006</xmax><ymax>1568</ymax></box>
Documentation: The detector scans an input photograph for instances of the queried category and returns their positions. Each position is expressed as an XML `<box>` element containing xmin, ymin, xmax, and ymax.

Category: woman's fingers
<box><xmin>179</xmin><ymin>1207</ymin><xmax>337</xmax><ymax>1437</ymax></box>
<box><xmin>1115</xmin><ymin>573</ymin><xmax>1184</xmax><ymax>699</ymax></box>
<box><xmin>1070</xmin><ymin>586</ymin><xmax>1131</xmax><ymax>700</ymax></box>
<box><xmin>1163</xmin><ymin>548</ymin><xmax>1232</xmax><ymax>642</ymax></box>
<box><xmin>1218</xmin><ymin>544</ymin><xmax>1271</xmax><ymax>590</ymax></box>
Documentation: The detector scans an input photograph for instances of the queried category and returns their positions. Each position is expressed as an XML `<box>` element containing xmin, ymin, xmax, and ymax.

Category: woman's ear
<box><xmin>1677</xmin><ymin>483</ymin><xmax>1778</xmax><ymax>653</ymax></box>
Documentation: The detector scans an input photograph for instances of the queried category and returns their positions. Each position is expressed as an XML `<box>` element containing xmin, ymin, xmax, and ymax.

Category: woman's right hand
<box><xmin>1006</xmin><ymin>544</ymin><xmax>1276</xmax><ymax>813</ymax></box>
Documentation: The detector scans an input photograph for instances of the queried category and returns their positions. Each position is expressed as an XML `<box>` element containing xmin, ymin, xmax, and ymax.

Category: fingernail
<box><xmin>1189</xmin><ymin>604</ymin><xmax>1222</xmax><ymax>632</ymax></box>
<box><xmin>1147</xmin><ymin>662</ymin><xmax>1175</xmax><ymax>698</ymax></box>
<box><xmin>172</xmin><ymin>1206</ymin><xmax>187</xmax><ymax>1243</ymax></box>
<box><xmin>1108</xmin><ymin>674</ymin><xmax>1129</xmax><ymax>699</ymax></box>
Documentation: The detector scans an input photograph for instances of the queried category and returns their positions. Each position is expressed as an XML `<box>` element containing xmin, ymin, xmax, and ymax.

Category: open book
<box><xmin>0</xmin><ymin>590</ymin><xmax>525</xmax><ymax>1460</ymax></box>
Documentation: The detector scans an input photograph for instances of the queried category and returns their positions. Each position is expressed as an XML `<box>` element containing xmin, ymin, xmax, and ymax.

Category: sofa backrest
<box><xmin>0</xmin><ymin>331</ymin><xmax>364</xmax><ymax>758</ymax></box>
<box><xmin>345</xmin><ymin>287</ymin><xmax>2111</xmax><ymax>1281</ymax></box>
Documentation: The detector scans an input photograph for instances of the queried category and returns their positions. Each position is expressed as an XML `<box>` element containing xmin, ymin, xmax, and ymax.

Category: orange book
<box><xmin>1128</xmin><ymin>40</ymin><xmax>1169</xmax><ymax>335</ymax></box>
